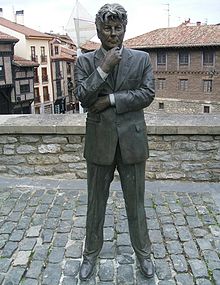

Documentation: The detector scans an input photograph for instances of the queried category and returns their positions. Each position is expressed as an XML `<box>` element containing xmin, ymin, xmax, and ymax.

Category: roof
<box><xmin>51</xmin><ymin>46</ymin><xmax>76</xmax><ymax>61</ymax></box>
<box><xmin>13</xmin><ymin>55</ymin><xmax>39</xmax><ymax>67</ymax></box>
<box><xmin>0</xmin><ymin>31</ymin><xmax>19</xmax><ymax>43</ymax></box>
<box><xmin>0</xmin><ymin>16</ymin><xmax>53</xmax><ymax>40</ymax></box>
<box><xmin>80</xmin><ymin>40</ymin><xmax>100</xmax><ymax>51</ymax></box>
<box><xmin>124</xmin><ymin>24</ymin><xmax>220</xmax><ymax>49</ymax></box>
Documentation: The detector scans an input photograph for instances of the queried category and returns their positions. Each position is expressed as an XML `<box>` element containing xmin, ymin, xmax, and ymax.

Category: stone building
<box><xmin>0</xmin><ymin>31</ymin><xmax>37</xmax><ymax>114</ymax></box>
<box><xmin>124</xmin><ymin>22</ymin><xmax>220</xmax><ymax>114</ymax></box>
<box><xmin>0</xmin><ymin>12</ymin><xmax>54</xmax><ymax>114</ymax></box>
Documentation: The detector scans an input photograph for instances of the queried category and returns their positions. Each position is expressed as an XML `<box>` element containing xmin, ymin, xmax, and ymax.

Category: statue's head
<box><xmin>95</xmin><ymin>3</ymin><xmax>127</xmax><ymax>50</ymax></box>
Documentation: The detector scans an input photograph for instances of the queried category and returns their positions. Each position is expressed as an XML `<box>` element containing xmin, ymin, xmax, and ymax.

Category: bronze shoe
<box><xmin>79</xmin><ymin>257</ymin><xmax>96</xmax><ymax>281</ymax></box>
<box><xmin>138</xmin><ymin>257</ymin><xmax>155</xmax><ymax>278</ymax></box>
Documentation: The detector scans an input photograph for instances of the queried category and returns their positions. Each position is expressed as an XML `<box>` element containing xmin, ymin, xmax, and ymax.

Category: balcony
<box><xmin>31</xmin><ymin>55</ymin><xmax>38</xmax><ymax>63</ymax></box>
<box><xmin>34</xmin><ymin>96</ymin><xmax>41</xmax><ymax>103</ymax></box>
<box><xmin>41</xmin><ymin>55</ymin><xmax>47</xmax><ymax>64</ymax></box>
<box><xmin>43</xmin><ymin>93</ymin><xmax>50</xmax><ymax>102</ymax></box>
<box><xmin>34</xmin><ymin>76</ymin><xmax>39</xmax><ymax>84</ymax></box>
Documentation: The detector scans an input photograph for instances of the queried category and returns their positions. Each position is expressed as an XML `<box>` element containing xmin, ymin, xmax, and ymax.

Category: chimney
<box><xmin>15</xmin><ymin>10</ymin><xmax>24</xmax><ymax>25</ymax></box>
<box><xmin>196</xmin><ymin>21</ymin><xmax>201</xmax><ymax>26</ymax></box>
<box><xmin>0</xmin><ymin>8</ymin><xmax>3</xmax><ymax>17</ymax></box>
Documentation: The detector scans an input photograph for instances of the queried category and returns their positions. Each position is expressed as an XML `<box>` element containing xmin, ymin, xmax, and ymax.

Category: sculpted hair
<box><xmin>95</xmin><ymin>3</ymin><xmax>128</xmax><ymax>30</ymax></box>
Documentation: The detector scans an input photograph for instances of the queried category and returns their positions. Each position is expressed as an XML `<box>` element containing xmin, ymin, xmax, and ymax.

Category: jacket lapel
<box><xmin>115</xmin><ymin>48</ymin><xmax>133</xmax><ymax>91</ymax></box>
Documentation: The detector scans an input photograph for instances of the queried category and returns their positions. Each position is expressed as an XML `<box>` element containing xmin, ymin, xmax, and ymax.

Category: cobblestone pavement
<box><xmin>0</xmin><ymin>176</ymin><xmax>219</xmax><ymax>285</ymax></box>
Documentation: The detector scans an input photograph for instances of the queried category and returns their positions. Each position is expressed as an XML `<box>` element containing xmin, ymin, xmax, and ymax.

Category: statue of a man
<box><xmin>74</xmin><ymin>3</ymin><xmax>155</xmax><ymax>281</ymax></box>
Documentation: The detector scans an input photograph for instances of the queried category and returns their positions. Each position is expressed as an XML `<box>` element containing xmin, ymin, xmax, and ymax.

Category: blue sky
<box><xmin>1</xmin><ymin>0</ymin><xmax>220</xmax><ymax>40</ymax></box>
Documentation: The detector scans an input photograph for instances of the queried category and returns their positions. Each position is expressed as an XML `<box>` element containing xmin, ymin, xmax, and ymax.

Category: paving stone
<box><xmin>171</xmin><ymin>254</ymin><xmax>188</xmax><ymax>272</ymax></box>
<box><xmin>71</xmin><ymin>227</ymin><xmax>85</xmax><ymax>240</ymax></box>
<box><xmin>183</xmin><ymin>206</ymin><xmax>197</xmax><ymax>216</ymax></box>
<box><xmin>42</xmin><ymin>229</ymin><xmax>54</xmax><ymax>243</ymax></box>
<box><xmin>32</xmin><ymin>245</ymin><xmax>49</xmax><ymax>261</ymax></box>
<box><xmin>154</xmin><ymin>259</ymin><xmax>172</xmax><ymax>280</ymax></box>
<box><xmin>117</xmin><ymin>233</ymin><xmax>130</xmax><ymax>246</ymax></box>
<box><xmin>3</xmin><ymin>266</ymin><xmax>26</xmax><ymax>285</ymax></box>
<box><xmin>31</xmin><ymin>213</ymin><xmax>46</xmax><ymax>226</ymax></box>
<box><xmin>158</xmin><ymin>280</ymin><xmax>176</xmax><ymax>285</ymax></box>
<box><xmin>173</xmin><ymin>213</ymin><xmax>186</xmax><ymax>226</ymax></box>
<box><xmin>98</xmin><ymin>259</ymin><xmax>114</xmax><ymax>281</ymax></box>
<box><xmin>19</xmin><ymin>238</ymin><xmax>37</xmax><ymax>251</ymax></box>
<box><xmin>44</xmin><ymin>218</ymin><xmax>59</xmax><ymax>229</ymax></box>
<box><xmin>13</xmin><ymin>250</ymin><xmax>32</xmax><ymax>266</ymax></box>
<box><xmin>8</xmin><ymin>212</ymin><xmax>22</xmax><ymax>222</ymax></box>
<box><xmin>117</xmin><ymin>264</ymin><xmax>134</xmax><ymax>285</ymax></box>
<box><xmin>65</xmin><ymin>241</ymin><xmax>83</xmax><ymax>258</ymax></box>
<box><xmin>196</xmin><ymin>279</ymin><xmax>213</xmax><ymax>285</ymax></box>
<box><xmin>57</xmin><ymin>220</ymin><xmax>72</xmax><ymax>233</ymax></box>
<box><xmin>100</xmin><ymin>241</ymin><xmax>116</xmax><ymax>259</ymax></box>
<box><xmin>104</xmin><ymin>215</ymin><xmax>115</xmax><ymax>227</ymax></box>
<box><xmin>36</xmin><ymin>203</ymin><xmax>50</xmax><ymax>214</ymax></box>
<box><xmin>23</xmin><ymin>279</ymin><xmax>38</xmax><ymax>285</ymax></box>
<box><xmin>2</xmin><ymin>241</ymin><xmax>18</xmax><ymax>257</ymax></box>
<box><xmin>0</xmin><ymin>221</ymin><xmax>16</xmax><ymax>234</ymax></box>
<box><xmin>115</xmin><ymin>220</ymin><xmax>129</xmax><ymax>233</ymax></box>
<box><xmin>186</xmin><ymin>216</ymin><xmax>203</xmax><ymax>228</ymax></box>
<box><xmin>53</xmin><ymin>233</ymin><xmax>68</xmax><ymax>247</ymax></box>
<box><xmin>162</xmin><ymin>224</ymin><xmax>178</xmax><ymax>240</ymax></box>
<box><xmin>159</xmin><ymin>215</ymin><xmax>173</xmax><ymax>224</ymax></box>
<box><xmin>117</xmin><ymin>245</ymin><xmax>134</xmax><ymax>255</ymax></box>
<box><xmin>145</xmin><ymin>208</ymin><xmax>157</xmax><ymax>218</ymax></box>
<box><xmin>149</xmin><ymin>230</ymin><xmax>163</xmax><ymax>243</ymax></box>
<box><xmin>26</xmin><ymin>225</ymin><xmax>41</xmax><ymax>237</ymax></box>
<box><xmin>193</xmin><ymin>228</ymin><xmax>209</xmax><ymax>238</ymax></box>
<box><xmin>169</xmin><ymin>203</ymin><xmax>183</xmax><ymax>213</ymax></box>
<box><xmin>62</xmin><ymin>276</ymin><xmax>78</xmax><ymax>285</ymax></box>
<box><xmin>196</xmin><ymin>238</ymin><xmax>213</xmax><ymax>251</ymax></box>
<box><xmin>213</xmin><ymin>270</ymin><xmax>220</xmax><ymax>285</ymax></box>
<box><xmin>61</xmin><ymin>210</ymin><xmax>74</xmax><ymax>220</ymax></box>
<box><xmin>48</xmin><ymin>247</ymin><xmax>65</xmax><ymax>263</ymax></box>
<box><xmin>166</xmin><ymin>240</ymin><xmax>183</xmax><ymax>254</ymax></box>
<box><xmin>203</xmin><ymin>250</ymin><xmax>220</xmax><ymax>270</ymax></box>
<box><xmin>175</xmin><ymin>273</ymin><xmax>194</xmax><ymax>285</ymax></box>
<box><xmin>0</xmin><ymin>274</ymin><xmax>4</xmax><ymax>284</ymax></box>
<box><xmin>104</xmin><ymin>227</ymin><xmax>114</xmax><ymax>241</ymax></box>
<box><xmin>17</xmin><ymin>216</ymin><xmax>31</xmax><ymax>230</ymax></box>
<box><xmin>25</xmin><ymin>260</ymin><xmax>44</xmax><ymax>279</ymax></box>
<box><xmin>42</xmin><ymin>263</ymin><xmax>62</xmax><ymax>285</ymax></box>
<box><xmin>0</xmin><ymin>258</ymin><xmax>11</xmax><ymax>273</ymax></box>
<box><xmin>156</xmin><ymin>205</ymin><xmax>170</xmax><ymax>216</ymax></box>
<box><xmin>63</xmin><ymin>259</ymin><xmax>80</xmax><ymax>277</ymax></box>
<box><xmin>117</xmin><ymin>254</ymin><xmax>134</xmax><ymax>264</ymax></box>
<box><xmin>177</xmin><ymin>226</ymin><xmax>193</xmax><ymax>241</ymax></box>
<box><xmin>48</xmin><ymin>206</ymin><xmax>63</xmax><ymax>218</ymax></box>
<box><xmin>183</xmin><ymin>240</ymin><xmax>200</xmax><ymax>258</ymax></box>
<box><xmin>152</xmin><ymin>243</ymin><xmax>167</xmax><ymax>259</ymax></box>
<box><xmin>9</xmin><ymin>229</ymin><xmax>25</xmax><ymax>242</ymax></box>
<box><xmin>147</xmin><ymin>219</ymin><xmax>160</xmax><ymax>230</ymax></box>
<box><xmin>209</xmin><ymin>225</ymin><xmax>220</xmax><ymax>237</ymax></box>
<box><xmin>73</xmin><ymin>216</ymin><xmax>86</xmax><ymax>228</ymax></box>
<box><xmin>189</xmin><ymin>259</ymin><xmax>209</xmax><ymax>278</ymax></box>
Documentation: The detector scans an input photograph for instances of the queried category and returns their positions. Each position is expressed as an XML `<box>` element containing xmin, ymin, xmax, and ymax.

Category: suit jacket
<box><xmin>74</xmin><ymin>47</ymin><xmax>155</xmax><ymax>165</ymax></box>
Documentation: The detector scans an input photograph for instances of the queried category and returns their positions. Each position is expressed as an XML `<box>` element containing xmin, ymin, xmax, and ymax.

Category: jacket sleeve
<box><xmin>114</xmin><ymin>53</ymin><xmax>155</xmax><ymax>114</ymax></box>
<box><xmin>74</xmin><ymin>54</ymin><xmax>105</xmax><ymax>108</ymax></box>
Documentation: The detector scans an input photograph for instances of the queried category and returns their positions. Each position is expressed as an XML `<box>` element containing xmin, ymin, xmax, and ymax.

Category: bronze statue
<box><xmin>74</xmin><ymin>3</ymin><xmax>155</xmax><ymax>281</ymax></box>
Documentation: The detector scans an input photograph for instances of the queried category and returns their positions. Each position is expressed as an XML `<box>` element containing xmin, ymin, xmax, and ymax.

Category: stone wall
<box><xmin>0</xmin><ymin>113</ymin><xmax>219</xmax><ymax>182</ymax></box>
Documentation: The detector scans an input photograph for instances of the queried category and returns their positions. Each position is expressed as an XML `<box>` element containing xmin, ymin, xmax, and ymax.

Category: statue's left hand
<box><xmin>89</xmin><ymin>96</ymin><xmax>111</xmax><ymax>113</ymax></box>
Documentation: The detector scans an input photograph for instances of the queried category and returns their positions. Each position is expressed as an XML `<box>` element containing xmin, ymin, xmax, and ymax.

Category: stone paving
<box><xmin>0</xmin><ymin>176</ymin><xmax>219</xmax><ymax>285</ymax></box>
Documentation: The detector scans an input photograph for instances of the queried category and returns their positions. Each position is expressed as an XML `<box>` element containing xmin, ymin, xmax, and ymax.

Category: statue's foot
<box><xmin>138</xmin><ymin>257</ymin><xmax>155</xmax><ymax>278</ymax></box>
<box><xmin>79</xmin><ymin>257</ymin><xmax>96</xmax><ymax>281</ymax></box>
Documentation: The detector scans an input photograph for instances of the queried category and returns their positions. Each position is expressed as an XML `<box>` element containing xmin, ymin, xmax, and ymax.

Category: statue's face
<box><xmin>97</xmin><ymin>19</ymin><xmax>126</xmax><ymax>50</ymax></box>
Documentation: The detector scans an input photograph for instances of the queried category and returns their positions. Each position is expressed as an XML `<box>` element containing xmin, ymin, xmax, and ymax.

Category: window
<box><xmin>34</xmin><ymin>88</ymin><xmax>40</xmax><ymax>103</ymax></box>
<box><xmin>20</xmin><ymin>84</ymin><xmax>30</xmax><ymax>93</ymax></box>
<box><xmin>43</xmin><ymin>86</ymin><xmax>49</xmax><ymax>101</ymax></box>
<box><xmin>203</xmin><ymin>80</ymin><xmax>212</xmax><ymax>92</ymax></box>
<box><xmin>179</xmin><ymin>79</ymin><xmax>188</xmax><ymax>91</ymax></box>
<box><xmin>157</xmin><ymin>78</ymin><xmax>166</xmax><ymax>90</ymax></box>
<box><xmin>54</xmin><ymin>46</ymin><xmax>59</xmax><ymax>55</ymax></box>
<box><xmin>40</xmin><ymin>46</ymin><xmax>47</xmax><ymax>63</ymax></box>
<box><xmin>0</xmin><ymin>66</ymin><xmax>4</xmax><ymax>80</ymax></box>
<box><xmin>203</xmin><ymin>51</ymin><xmax>214</xmax><ymax>65</ymax></box>
<box><xmin>31</xmin><ymin>46</ymin><xmax>37</xmax><ymax>62</ymax></box>
<box><xmin>179</xmin><ymin>51</ymin><xmax>189</xmax><ymax>65</ymax></box>
<box><xmin>204</xmin><ymin>106</ymin><xmax>210</xmax><ymax>113</ymax></box>
<box><xmin>159</xmin><ymin>102</ymin><xmax>164</xmax><ymax>110</ymax></box>
<box><xmin>56</xmin><ymin>80</ymin><xmax>62</xmax><ymax>97</ymax></box>
<box><xmin>42</xmin><ymin>67</ymin><xmax>48</xmax><ymax>82</ymax></box>
<box><xmin>50</xmin><ymin>44</ymin><xmax>53</xmax><ymax>56</ymax></box>
<box><xmin>34</xmin><ymin>68</ymin><xmax>39</xmax><ymax>83</ymax></box>
<box><xmin>157</xmin><ymin>51</ymin><xmax>166</xmax><ymax>65</ymax></box>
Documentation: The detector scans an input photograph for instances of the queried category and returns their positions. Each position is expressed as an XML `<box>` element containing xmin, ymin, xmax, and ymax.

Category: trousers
<box><xmin>83</xmin><ymin>144</ymin><xmax>151</xmax><ymax>261</ymax></box>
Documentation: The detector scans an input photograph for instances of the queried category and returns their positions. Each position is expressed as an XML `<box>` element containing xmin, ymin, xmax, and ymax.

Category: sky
<box><xmin>1</xmin><ymin>0</ymin><xmax>220</xmax><ymax>41</ymax></box>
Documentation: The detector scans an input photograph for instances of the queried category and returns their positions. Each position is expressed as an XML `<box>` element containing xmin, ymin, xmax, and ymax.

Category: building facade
<box><xmin>0</xmin><ymin>31</ymin><xmax>37</xmax><ymax>114</ymax></box>
<box><xmin>0</xmin><ymin>14</ymin><xmax>54</xmax><ymax>114</ymax></box>
<box><xmin>124</xmin><ymin>22</ymin><xmax>220</xmax><ymax>114</ymax></box>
